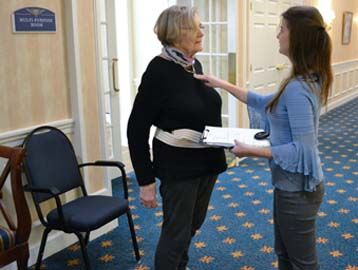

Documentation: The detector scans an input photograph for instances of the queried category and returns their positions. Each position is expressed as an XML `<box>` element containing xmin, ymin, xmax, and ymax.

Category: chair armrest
<box><xmin>78</xmin><ymin>160</ymin><xmax>125</xmax><ymax>169</ymax></box>
<box><xmin>23</xmin><ymin>185</ymin><xmax>61</xmax><ymax>196</ymax></box>
<box><xmin>78</xmin><ymin>160</ymin><xmax>129</xmax><ymax>199</ymax></box>
<box><xmin>23</xmin><ymin>184</ymin><xmax>66</xmax><ymax>226</ymax></box>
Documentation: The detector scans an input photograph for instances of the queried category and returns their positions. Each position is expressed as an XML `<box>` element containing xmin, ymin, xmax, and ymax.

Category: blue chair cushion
<box><xmin>47</xmin><ymin>195</ymin><xmax>128</xmax><ymax>231</ymax></box>
<box><xmin>0</xmin><ymin>225</ymin><xmax>15</xmax><ymax>252</ymax></box>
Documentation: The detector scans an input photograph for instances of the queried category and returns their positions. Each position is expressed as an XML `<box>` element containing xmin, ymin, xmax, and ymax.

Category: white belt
<box><xmin>154</xmin><ymin>128</ymin><xmax>210</xmax><ymax>148</ymax></box>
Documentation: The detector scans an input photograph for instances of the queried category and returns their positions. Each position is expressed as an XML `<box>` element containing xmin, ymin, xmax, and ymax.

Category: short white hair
<box><xmin>154</xmin><ymin>5</ymin><xmax>198</xmax><ymax>46</ymax></box>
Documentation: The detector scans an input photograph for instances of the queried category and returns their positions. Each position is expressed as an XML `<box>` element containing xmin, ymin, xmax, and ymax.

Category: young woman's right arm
<box><xmin>194</xmin><ymin>74</ymin><xmax>248</xmax><ymax>103</ymax></box>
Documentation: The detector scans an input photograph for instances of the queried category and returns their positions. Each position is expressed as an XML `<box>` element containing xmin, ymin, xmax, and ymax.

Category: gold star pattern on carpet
<box><xmin>231</xmin><ymin>250</ymin><xmax>244</xmax><ymax>259</ymax></box>
<box><xmin>328</xmin><ymin>221</ymin><xmax>340</xmax><ymax>228</ymax></box>
<box><xmin>341</xmin><ymin>233</ymin><xmax>354</xmax><ymax>240</ymax></box>
<box><xmin>222</xmin><ymin>194</ymin><xmax>232</xmax><ymax>199</ymax></box>
<box><xmin>228</xmin><ymin>202</ymin><xmax>239</xmax><ymax>208</ymax></box>
<box><xmin>260</xmin><ymin>245</ymin><xmax>273</xmax><ymax>253</ymax></box>
<box><xmin>242</xmin><ymin>222</ymin><xmax>255</xmax><ymax>228</ymax></box>
<box><xmin>155</xmin><ymin>211</ymin><xmax>163</xmax><ymax>217</ymax></box>
<box><xmin>216</xmin><ymin>225</ymin><xmax>228</xmax><ymax>232</ymax></box>
<box><xmin>338</xmin><ymin>208</ymin><xmax>350</xmax><ymax>214</ymax></box>
<box><xmin>194</xmin><ymin>241</ymin><xmax>206</xmax><ymax>248</ymax></box>
<box><xmin>210</xmin><ymin>215</ymin><xmax>222</xmax><ymax>221</ymax></box>
<box><xmin>251</xmin><ymin>199</ymin><xmax>261</xmax><ymax>205</ymax></box>
<box><xmin>223</xmin><ymin>237</ymin><xmax>236</xmax><ymax>245</ymax></box>
<box><xmin>330</xmin><ymin>250</ymin><xmax>343</xmax><ymax>257</ymax></box>
<box><xmin>316</xmin><ymin>237</ymin><xmax>329</xmax><ymax>244</ymax></box>
<box><xmin>345</xmin><ymin>265</ymin><xmax>358</xmax><ymax>270</ymax></box>
<box><xmin>99</xmin><ymin>254</ymin><xmax>114</xmax><ymax>263</ymax></box>
<box><xmin>100</xmin><ymin>240</ymin><xmax>112</xmax><ymax>248</ymax></box>
<box><xmin>235</xmin><ymin>211</ymin><xmax>246</xmax><ymax>218</ymax></box>
<box><xmin>240</xmin><ymin>265</ymin><xmax>254</xmax><ymax>270</ymax></box>
<box><xmin>318</xmin><ymin>211</ymin><xmax>327</xmax><ymax>217</ymax></box>
<box><xmin>31</xmin><ymin>264</ymin><xmax>46</xmax><ymax>269</ymax></box>
<box><xmin>199</xmin><ymin>255</ymin><xmax>214</xmax><ymax>264</ymax></box>
<box><xmin>135</xmin><ymin>264</ymin><xmax>150</xmax><ymax>270</ymax></box>
<box><xmin>259</xmin><ymin>208</ymin><xmax>270</xmax><ymax>214</ymax></box>
<box><xmin>68</xmin><ymin>243</ymin><xmax>81</xmax><ymax>252</ymax></box>
<box><xmin>67</xmin><ymin>258</ymin><xmax>81</xmax><ymax>267</ymax></box>
<box><xmin>251</xmin><ymin>233</ymin><xmax>263</xmax><ymax>240</ymax></box>
<box><xmin>136</xmin><ymin>236</ymin><xmax>144</xmax><ymax>243</ymax></box>
<box><xmin>327</xmin><ymin>199</ymin><xmax>338</xmax><ymax>205</ymax></box>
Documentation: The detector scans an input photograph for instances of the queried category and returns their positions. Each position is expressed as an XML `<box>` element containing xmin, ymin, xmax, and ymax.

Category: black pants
<box><xmin>274</xmin><ymin>183</ymin><xmax>324</xmax><ymax>270</ymax></box>
<box><xmin>154</xmin><ymin>174</ymin><xmax>217</xmax><ymax>270</ymax></box>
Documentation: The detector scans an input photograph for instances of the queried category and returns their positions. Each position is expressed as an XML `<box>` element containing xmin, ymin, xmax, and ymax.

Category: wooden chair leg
<box><xmin>17</xmin><ymin>257</ymin><xmax>28</xmax><ymax>270</ymax></box>
<box><xmin>16</xmin><ymin>249</ymin><xmax>29</xmax><ymax>270</ymax></box>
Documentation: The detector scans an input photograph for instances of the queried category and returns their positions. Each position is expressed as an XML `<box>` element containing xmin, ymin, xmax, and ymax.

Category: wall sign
<box><xmin>12</xmin><ymin>7</ymin><xmax>56</xmax><ymax>33</ymax></box>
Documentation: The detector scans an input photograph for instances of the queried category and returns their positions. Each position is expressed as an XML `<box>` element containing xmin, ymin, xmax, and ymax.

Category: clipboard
<box><xmin>201</xmin><ymin>126</ymin><xmax>270</xmax><ymax>148</ymax></box>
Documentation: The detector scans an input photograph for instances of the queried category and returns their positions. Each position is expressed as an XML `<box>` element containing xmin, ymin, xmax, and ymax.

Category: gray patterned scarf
<box><xmin>160</xmin><ymin>46</ymin><xmax>196</xmax><ymax>73</ymax></box>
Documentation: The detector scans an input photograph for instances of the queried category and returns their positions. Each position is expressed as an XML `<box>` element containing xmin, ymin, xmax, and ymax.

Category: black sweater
<box><xmin>127</xmin><ymin>56</ymin><xmax>227</xmax><ymax>186</ymax></box>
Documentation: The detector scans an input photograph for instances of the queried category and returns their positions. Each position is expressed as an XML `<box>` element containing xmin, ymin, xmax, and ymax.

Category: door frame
<box><xmin>93</xmin><ymin>0</ymin><xmax>123</xmax><ymax>186</ymax></box>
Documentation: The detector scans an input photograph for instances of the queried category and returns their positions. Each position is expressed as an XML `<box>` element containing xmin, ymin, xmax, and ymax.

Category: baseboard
<box><xmin>325</xmin><ymin>89</ymin><xmax>358</xmax><ymax>112</ymax></box>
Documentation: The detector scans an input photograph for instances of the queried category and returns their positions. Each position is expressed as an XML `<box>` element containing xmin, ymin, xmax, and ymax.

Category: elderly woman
<box><xmin>127</xmin><ymin>5</ymin><xmax>227</xmax><ymax>270</ymax></box>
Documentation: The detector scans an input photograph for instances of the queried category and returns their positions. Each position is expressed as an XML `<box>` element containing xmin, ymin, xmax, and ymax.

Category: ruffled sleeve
<box><xmin>270</xmin><ymin>83</ymin><xmax>323</xmax><ymax>190</ymax></box>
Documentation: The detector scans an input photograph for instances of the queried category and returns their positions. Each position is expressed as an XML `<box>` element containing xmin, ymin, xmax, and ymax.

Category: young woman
<box><xmin>195</xmin><ymin>6</ymin><xmax>332</xmax><ymax>270</ymax></box>
<box><xmin>127</xmin><ymin>5</ymin><xmax>227</xmax><ymax>270</ymax></box>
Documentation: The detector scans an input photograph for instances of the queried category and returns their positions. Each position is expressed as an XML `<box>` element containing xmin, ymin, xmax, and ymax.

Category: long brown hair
<box><xmin>267</xmin><ymin>6</ymin><xmax>333</xmax><ymax>112</ymax></box>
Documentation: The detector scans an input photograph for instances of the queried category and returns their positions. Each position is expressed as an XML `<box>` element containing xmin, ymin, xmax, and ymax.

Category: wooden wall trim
<box><xmin>326</xmin><ymin>59</ymin><xmax>358</xmax><ymax>112</ymax></box>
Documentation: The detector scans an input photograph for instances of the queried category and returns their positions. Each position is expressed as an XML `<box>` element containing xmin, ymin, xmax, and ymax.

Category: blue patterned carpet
<box><xmin>36</xmin><ymin>98</ymin><xmax>357</xmax><ymax>270</ymax></box>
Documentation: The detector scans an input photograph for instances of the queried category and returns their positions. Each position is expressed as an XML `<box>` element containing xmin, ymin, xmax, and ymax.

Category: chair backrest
<box><xmin>22</xmin><ymin>126</ymin><xmax>84</xmax><ymax>203</ymax></box>
<box><xmin>0</xmin><ymin>145</ymin><xmax>31</xmax><ymax>246</ymax></box>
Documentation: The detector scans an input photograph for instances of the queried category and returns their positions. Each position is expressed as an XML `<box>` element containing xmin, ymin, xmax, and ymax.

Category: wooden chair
<box><xmin>0</xmin><ymin>145</ymin><xmax>31</xmax><ymax>269</ymax></box>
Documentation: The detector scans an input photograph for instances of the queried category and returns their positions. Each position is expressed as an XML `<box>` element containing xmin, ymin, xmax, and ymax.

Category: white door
<box><xmin>95</xmin><ymin>0</ymin><xmax>122</xmax><ymax>179</ymax></box>
<box><xmin>249</xmin><ymin>0</ymin><xmax>304</xmax><ymax>94</ymax></box>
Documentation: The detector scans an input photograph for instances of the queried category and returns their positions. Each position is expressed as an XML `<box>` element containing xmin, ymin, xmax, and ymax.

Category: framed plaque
<box><xmin>342</xmin><ymin>11</ymin><xmax>353</xmax><ymax>45</ymax></box>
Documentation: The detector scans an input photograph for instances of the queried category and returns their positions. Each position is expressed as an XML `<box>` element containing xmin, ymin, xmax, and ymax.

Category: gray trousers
<box><xmin>274</xmin><ymin>182</ymin><xmax>324</xmax><ymax>270</ymax></box>
<box><xmin>154</xmin><ymin>174</ymin><xmax>217</xmax><ymax>270</ymax></box>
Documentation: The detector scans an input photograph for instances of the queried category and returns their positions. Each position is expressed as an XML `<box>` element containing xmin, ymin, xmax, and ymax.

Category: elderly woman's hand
<box><xmin>139</xmin><ymin>183</ymin><xmax>157</xmax><ymax>208</ymax></box>
<box><xmin>194</xmin><ymin>74</ymin><xmax>229</xmax><ymax>89</ymax></box>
